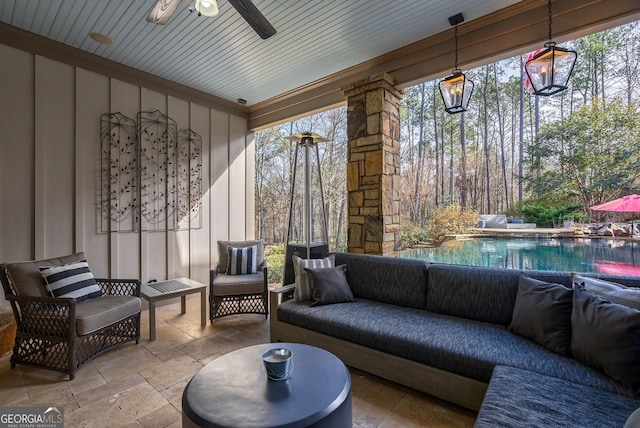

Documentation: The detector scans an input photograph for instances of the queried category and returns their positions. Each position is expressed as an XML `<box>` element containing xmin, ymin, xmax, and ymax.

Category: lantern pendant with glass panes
<box><xmin>524</xmin><ymin>42</ymin><xmax>576</xmax><ymax>96</ymax></box>
<box><xmin>440</xmin><ymin>70</ymin><xmax>474</xmax><ymax>114</ymax></box>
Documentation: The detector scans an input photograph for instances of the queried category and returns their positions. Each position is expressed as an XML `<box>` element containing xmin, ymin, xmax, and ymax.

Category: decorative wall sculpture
<box><xmin>99</xmin><ymin>110</ymin><xmax>202</xmax><ymax>233</ymax></box>
<box><xmin>138</xmin><ymin>110</ymin><xmax>178</xmax><ymax>231</ymax></box>
<box><xmin>100</xmin><ymin>112</ymin><xmax>138</xmax><ymax>233</ymax></box>
<box><xmin>177</xmin><ymin>129</ymin><xmax>203</xmax><ymax>230</ymax></box>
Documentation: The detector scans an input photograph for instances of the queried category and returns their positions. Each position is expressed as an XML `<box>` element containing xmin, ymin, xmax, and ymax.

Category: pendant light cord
<box><xmin>547</xmin><ymin>0</ymin><xmax>553</xmax><ymax>42</ymax></box>
<box><xmin>454</xmin><ymin>23</ymin><xmax>459</xmax><ymax>71</ymax></box>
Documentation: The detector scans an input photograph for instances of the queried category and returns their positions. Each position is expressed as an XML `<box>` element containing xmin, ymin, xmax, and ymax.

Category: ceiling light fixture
<box><xmin>524</xmin><ymin>0</ymin><xmax>577</xmax><ymax>96</ymax></box>
<box><xmin>439</xmin><ymin>13</ymin><xmax>474</xmax><ymax>114</ymax></box>
<box><xmin>89</xmin><ymin>32</ymin><xmax>115</xmax><ymax>45</ymax></box>
<box><xmin>195</xmin><ymin>0</ymin><xmax>219</xmax><ymax>17</ymax></box>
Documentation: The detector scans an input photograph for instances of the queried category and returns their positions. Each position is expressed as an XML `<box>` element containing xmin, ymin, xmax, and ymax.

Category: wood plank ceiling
<box><xmin>0</xmin><ymin>0</ymin><xmax>521</xmax><ymax>108</ymax></box>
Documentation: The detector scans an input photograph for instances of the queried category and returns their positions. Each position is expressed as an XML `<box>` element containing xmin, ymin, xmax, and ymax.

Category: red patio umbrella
<box><xmin>591</xmin><ymin>194</ymin><xmax>640</xmax><ymax>237</ymax></box>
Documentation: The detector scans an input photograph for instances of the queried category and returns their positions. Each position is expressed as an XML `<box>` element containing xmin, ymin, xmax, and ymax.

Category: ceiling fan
<box><xmin>146</xmin><ymin>0</ymin><xmax>277</xmax><ymax>40</ymax></box>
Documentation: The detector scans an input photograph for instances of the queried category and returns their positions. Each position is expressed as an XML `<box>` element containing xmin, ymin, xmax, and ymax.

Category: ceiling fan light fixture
<box><xmin>195</xmin><ymin>0</ymin><xmax>219</xmax><ymax>17</ymax></box>
<box><xmin>146</xmin><ymin>0</ymin><xmax>182</xmax><ymax>25</ymax></box>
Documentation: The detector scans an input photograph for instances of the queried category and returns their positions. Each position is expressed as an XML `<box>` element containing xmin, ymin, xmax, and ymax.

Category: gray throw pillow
<box><xmin>571</xmin><ymin>285</ymin><xmax>640</xmax><ymax>395</ymax></box>
<box><xmin>508</xmin><ymin>276</ymin><xmax>573</xmax><ymax>356</ymax></box>
<box><xmin>304</xmin><ymin>265</ymin><xmax>354</xmax><ymax>307</ymax></box>
<box><xmin>572</xmin><ymin>274</ymin><xmax>640</xmax><ymax>309</ymax></box>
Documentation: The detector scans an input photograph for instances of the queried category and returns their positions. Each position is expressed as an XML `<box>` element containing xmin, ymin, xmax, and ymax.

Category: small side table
<box><xmin>140</xmin><ymin>277</ymin><xmax>207</xmax><ymax>340</ymax></box>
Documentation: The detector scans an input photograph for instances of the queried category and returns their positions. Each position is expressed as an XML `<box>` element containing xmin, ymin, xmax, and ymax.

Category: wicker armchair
<box><xmin>210</xmin><ymin>240</ymin><xmax>268</xmax><ymax>321</ymax></box>
<box><xmin>0</xmin><ymin>253</ymin><xmax>141</xmax><ymax>380</ymax></box>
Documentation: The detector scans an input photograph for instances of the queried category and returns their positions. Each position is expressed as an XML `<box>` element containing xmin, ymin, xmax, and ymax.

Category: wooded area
<box><xmin>255</xmin><ymin>21</ymin><xmax>640</xmax><ymax>249</ymax></box>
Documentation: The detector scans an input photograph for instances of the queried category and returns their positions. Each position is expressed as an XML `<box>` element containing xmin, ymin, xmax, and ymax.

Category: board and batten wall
<box><xmin>0</xmin><ymin>43</ymin><xmax>255</xmax><ymax>306</ymax></box>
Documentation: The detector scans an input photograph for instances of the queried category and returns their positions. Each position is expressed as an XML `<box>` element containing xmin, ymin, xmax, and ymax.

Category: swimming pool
<box><xmin>399</xmin><ymin>237</ymin><xmax>640</xmax><ymax>275</ymax></box>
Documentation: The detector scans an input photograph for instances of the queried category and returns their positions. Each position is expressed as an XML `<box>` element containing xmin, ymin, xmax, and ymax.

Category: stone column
<box><xmin>342</xmin><ymin>73</ymin><xmax>402</xmax><ymax>255</ymax></box>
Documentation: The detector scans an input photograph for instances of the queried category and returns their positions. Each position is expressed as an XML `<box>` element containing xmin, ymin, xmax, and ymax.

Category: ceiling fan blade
<box><xmin>147</xmin><ymin>0</ymin><xmax>182</xmax><ymax>25</ymax></box>
<box><xmin>227</xmin><ymin>0</ymin><xmax>276</xmax><ymax>39</ymax></box>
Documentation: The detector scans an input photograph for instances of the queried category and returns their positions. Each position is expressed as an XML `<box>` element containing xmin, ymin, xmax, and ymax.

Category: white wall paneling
<box><xmin>190</xmin><ymin>103</ymin><xmax>211</xmax><ymax>285</ymax></box>
<box><xmin>76</xmin><ymin>68</ymin><xmax>110</xmax><ymax>277</ymax></box>
<box><xmin>0</xmin><ymin>42</ymin><xmax>255</xmax><ymax>308</ymax></box>
<box><xmin>35</xmin><ymin>56</ymin><xmax>75</xmax><ymax>259</ymax></box>
<box><xmin>211</xmin><ymin>110</ymin><xmax>230</xmax><ymax>264</ymax></box>
<box><xmin>245</xmin><ymin>131</ymin><xmax>256</xmax><ymax>238</ymax></box>
<box><xmin>0</xmin><ymin>45</ymin><xmax>34</xmax><ymax>306</ymax></box>
<box><xmin>228</xmin><ymin>115</ymin><xmax>247</xmax><ymax>241</ymax></box>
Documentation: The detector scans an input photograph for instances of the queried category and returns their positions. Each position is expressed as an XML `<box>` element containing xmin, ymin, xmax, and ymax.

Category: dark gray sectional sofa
<box><xmin>269</xmin><ymin>252</ymin><xmax>640</xmax><ymax>427</ymax></box>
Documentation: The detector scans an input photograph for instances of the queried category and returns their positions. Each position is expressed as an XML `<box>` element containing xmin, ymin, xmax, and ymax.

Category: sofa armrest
<box><xmin>269</xmin><ymin>284</ymin><xmax>296</xmax><ymax>307</ymax></box>
<box><xmin>96</xmin><ymin>278</ymin><xmax>141</xmax><ymax>297</ymax></box>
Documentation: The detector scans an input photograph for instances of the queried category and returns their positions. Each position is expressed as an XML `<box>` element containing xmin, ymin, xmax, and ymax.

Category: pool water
<box><xmin>400</xmin><ymin>237</ymin><xmax>640</xmax><ymax>275</ymax></box>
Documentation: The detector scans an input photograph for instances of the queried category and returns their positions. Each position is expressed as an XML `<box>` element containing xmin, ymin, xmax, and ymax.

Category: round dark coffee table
<box><xmin>182</xmin><ymin>343</ymin><xmax>352</xmax><ymax>427</ymax></box>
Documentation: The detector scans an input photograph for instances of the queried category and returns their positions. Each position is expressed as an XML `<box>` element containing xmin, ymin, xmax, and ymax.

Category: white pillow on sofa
<box><xmin>292</xmin><ymin>255</ymin><xmax>335</xmax><ymax>301</ymax></box>
<box><xmin>572</xmin><ymin>274</ymin><xmax>640</xmax><ymax>309</ymax></box>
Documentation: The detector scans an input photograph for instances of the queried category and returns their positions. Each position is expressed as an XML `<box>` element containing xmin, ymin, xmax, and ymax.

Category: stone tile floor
<box><xmin>0</xmin><ymin>294</ymin><xmax>476</xmax><ymax>427</ymax></box>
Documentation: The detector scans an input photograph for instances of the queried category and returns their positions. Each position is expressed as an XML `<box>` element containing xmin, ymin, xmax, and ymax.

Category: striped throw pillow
<box><xmin>39</xmin><ymin>260</ymin><xmax>103</xmax><ymax>301</ymax></box>
<box><xmin>292</xmin><ymin>255</ymin><xmax>335</xmax><ymax>301</ymax></box>
<box><xmin>227</xmin><ymin>245</ymin><xmax>258</xmax><ymax>275</ymax></box>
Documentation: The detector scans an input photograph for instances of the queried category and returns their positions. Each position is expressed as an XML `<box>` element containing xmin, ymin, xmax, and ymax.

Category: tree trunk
<box><xmin>414</xmin><ymin>83</ymin><xmax>427</xmax><ymax>222</ymax></box>
<box><xmin>482</xmin><ymin>70</ymin><xmax>491</xmax><ymax>214</ymax></box>
<box><xmin>519</xmin><ymin>55</ymin><xmax>525</xmax><ymax>203</ymax></box>
<box><xmin>493</xmin><ymin>65</ymin><xmax>509</xmax><ymax>211</ymax></box>
<box><xmin>460</xmin><ymin>113</ymin><xmax>467</xmax><ymax>208</ymax></box>
<box><xmin>433</xmin><ymin>84</ymin><xmax>440</xmax><ymax>208</ymax></box>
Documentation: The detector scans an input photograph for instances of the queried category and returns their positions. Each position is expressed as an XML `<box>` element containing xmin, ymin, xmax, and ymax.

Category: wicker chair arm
<box><xmin>95</xmin><ymin>278</ymin><xmax>141</xmax><ymax>297</ymax></box>
<box><xmin>210</xmin><ymin>265</ymin><xmax>220</xmax><ymax>280</ymax></box>
<box><xmin>6</xmin><ymin>294</ymin><xmax>76</xmax><ymax>337</ymax></box>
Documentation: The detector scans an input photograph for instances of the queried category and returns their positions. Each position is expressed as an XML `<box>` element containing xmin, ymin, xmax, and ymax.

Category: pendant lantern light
<box><xmin>524</xmin><ymin>0</ymin><xmax>577</xmax><ymax>96</ymax></box>
<box><xmin>439</xmin><ymin>13</ymin><xmax>474</xmax><ymax>114</ymax></box>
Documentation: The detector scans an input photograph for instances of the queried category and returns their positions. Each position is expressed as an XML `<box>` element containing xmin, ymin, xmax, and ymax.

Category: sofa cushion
<box><xmin>212</xmin><ymin>273</ymin><xmax>264</xmax><ymax>296</ymax></box>
<box><xmin>5</xmin><ymin>253</ymin><xmax>86</xmax><ymax>297</ymax></box>
<box><xmin>508</xmin><ymin>276</ymin><xmax>573</xmax><ymax>356</ymax></box>
<box><xmin>333</xmin><ymin>253</ymin><xmax>427</xmax><ymax>309</ymax></box>
<box><xmin>571</xmin><ymin>285</ymin><xmax>640</xmax><ymax>394</ymax></box>
<box><xmin>475</xmin><ymin>365</ymin><xmax>640</xmax><ymax>428</ymax></box>
<box><xmin>75</xmin><ymin>295</ymin><xmax>141</xmax><ymax>335</ymax></box>
<box><xmin>278</xmin><ymin>299</ymin><xmax>635</xmax><ymax>396</ymax></box>
<box><xmin>426</xmin><ymin>264</ymin><xmax>520</xmax><ymax>325</ymax></box>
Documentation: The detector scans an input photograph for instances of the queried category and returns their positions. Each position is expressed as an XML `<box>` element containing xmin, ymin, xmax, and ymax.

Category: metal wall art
<box><xmin>99</xmin><ymin>110</ymin><xmax>202</xmax><ymax>233</ymax></box>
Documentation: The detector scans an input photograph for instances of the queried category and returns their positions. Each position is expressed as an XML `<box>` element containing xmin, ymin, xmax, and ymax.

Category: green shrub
<box><xmin>265</xmin><ymin>243</ymin><xmax>285</xmax><ymax>285</ymax></box>
<box><xmin>519</xmin><ymin>203</ymin><xmax>585</xmax><ymax>227</ymax></box>
<box><xmin>426</xmin><ymin>204</ymin><xmax>478</xmax><ymax>244</ymax></box>
<box><xmin>400</xmin><ymin>221</ymin><xmax>430</xmax><ymax>249</ymax></box>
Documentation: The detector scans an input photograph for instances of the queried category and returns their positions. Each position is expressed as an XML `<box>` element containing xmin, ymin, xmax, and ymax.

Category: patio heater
<box><xmin>282</xmin><ymin>132</ymin><xmax>329</xmax><ymax>285</ymax></box>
